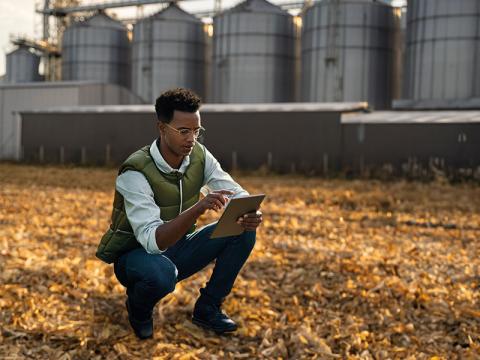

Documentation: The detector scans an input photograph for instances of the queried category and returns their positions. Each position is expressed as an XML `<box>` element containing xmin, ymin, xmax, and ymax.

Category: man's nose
<box><xmin>186</xmin><ymin>131</ymin><xmax>196</xmax><ymax>141</ymax></box>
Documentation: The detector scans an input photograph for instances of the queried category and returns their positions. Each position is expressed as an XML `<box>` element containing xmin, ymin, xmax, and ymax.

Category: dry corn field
<box><xmin>0</xmin><ymin>164</ymin><xmax>479</xmax><ymax>359</ymax></box>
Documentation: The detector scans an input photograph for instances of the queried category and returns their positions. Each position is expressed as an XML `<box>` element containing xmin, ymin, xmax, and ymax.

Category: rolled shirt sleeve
<box><xmin>116</xmin><ymin>170</ymin><xmax>164</xmax><ymax>254</ymax></box>
<box><xmin>201</xmin><ymin>146</ymin><xmax>249</xmax><ymax>198</ymax></box>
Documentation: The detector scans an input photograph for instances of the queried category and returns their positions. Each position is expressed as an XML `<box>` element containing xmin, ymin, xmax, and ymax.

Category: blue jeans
<box><xmin>113</xmin><ymin>222</ymin><xmax>256</xmax><ymax>319</ymax></box>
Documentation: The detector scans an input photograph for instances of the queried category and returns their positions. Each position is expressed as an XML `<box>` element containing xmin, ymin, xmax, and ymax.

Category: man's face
<box><xmin>158</xmin><ymin>110</ymin><xmax>201</xmax><ymax>157</ymax></box>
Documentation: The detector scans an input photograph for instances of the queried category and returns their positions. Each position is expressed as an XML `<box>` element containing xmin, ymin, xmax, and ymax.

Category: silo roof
<box><xmin>150</xmin><ymin>3</ymin><xmax>201</xmax><ymax>23</ymax></box>
<box><xmin>7</xmin><ymin>46</ymin><xmax>36</xmax><ymax>56</ymax></box>
<box><xmin>220</xmin><ymin>0</ymin><xmax>288</xmax><ymax>16</ymax></box>
<box><xmin>70</xmin><ymin>12</ymin><xmax>126</xmax><ymax>30</ymax></box>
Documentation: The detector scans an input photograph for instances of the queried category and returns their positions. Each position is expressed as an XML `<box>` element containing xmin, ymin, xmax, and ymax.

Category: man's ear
<box><xmin>157</xmin><ymin>121</ymin><xmax>164</xmax><ymax>134</ymax></box>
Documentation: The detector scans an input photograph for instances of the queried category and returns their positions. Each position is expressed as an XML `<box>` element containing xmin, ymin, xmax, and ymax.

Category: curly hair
<box><xmin>154</xmin><ymin>88</ymin><xmax>202</xmax><ymax>123</ymax></box>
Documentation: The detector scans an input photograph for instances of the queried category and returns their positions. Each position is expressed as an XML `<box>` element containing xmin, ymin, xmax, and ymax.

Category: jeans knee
<box><xmin>144</xmin><ymin>259</ymin><xmax>177</xmax><ymax>296</ymax></box>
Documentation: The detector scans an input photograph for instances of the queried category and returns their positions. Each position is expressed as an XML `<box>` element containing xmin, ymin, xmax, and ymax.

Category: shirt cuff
<box><xmin>144</xmin><ymin>225</ymin><xmax>165</xmax><ymax>254</ymax></box>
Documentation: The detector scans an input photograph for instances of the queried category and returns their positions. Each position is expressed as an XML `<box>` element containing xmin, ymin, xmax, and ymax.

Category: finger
<box><xmin>209</xmin><ymin>198</ymin><xmax>224</xmax><ymax>210</ymax></box>
<box><xmin>210</xmin><ymin>193</ymin><xmax>228</xmax><ymax>206</ymax></box>
<box><xmin>240</xmin><ymin>214</ymin><xmax>262</xmax><ymax>221</ymax></box>
<box><xmin>237</xmin><ymin>216</ymin><xmax>262</xmax><ymax>225</ymax></box>
<box><xmin>241</xmin><ymin>219</ymin><xmax>262</xmax><ymax>226</ymax></box>
<box><xmin>242</xmin><ymin>213</ymin><xmax>262</xmax><ymax>219</ymax></box>
<box><xmin>236</xmin><ymin>214</ymin><xmax>260</xmax><ymax>222</ymax></box>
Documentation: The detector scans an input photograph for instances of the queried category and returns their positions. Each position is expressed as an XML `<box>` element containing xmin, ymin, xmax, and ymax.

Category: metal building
<box><xmin>19</xmin><ymin>103</ymin><xmax>366</xmax><ymax>168</ymax></box>
<box><xmin>6</xmin><ymin>46</ymin><xmax>42</xmax><ymax>83</ymax></box>
<box><xmin>341</xmin><ymin>111</ymin><xmax>480</xmax><ymax>173</ymax></box>
<box><xmin>132</xmin><ymin>3</ymin><xmax>206</xmax><ymax>103</ymax></box>
<box><xmin>18</xmin><ymin>104</ymin><xmax>479</xmax><ymax>175</ymax></box>
<box><xmin>397</xmin><ymin>0</ymin><xmax>480</xmax><ymax>109</ymax></box>
<box><xmin>0</xmin><ymin>82</ymin><xmax>142</xmax><ymax>161</ymax></box>
<box><xmin>302</xmin><ymin>0</ymin><xmax>396</xmax><ymax>109</ymax></box>
<box><xmin>212</xmin><ymin>0</ymin><xmax>295</xmax><ymax>103</ymax></box>
<box><xmin>61</xmin><ymin>12</ymin><xmax>131</xmax><ymax>88</ymax></box>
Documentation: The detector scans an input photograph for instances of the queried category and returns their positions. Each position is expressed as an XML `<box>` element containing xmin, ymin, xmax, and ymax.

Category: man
<box><xmin>96</xmin><ymin>88</ymin><xmax>263</xmax><ymax>339</ymax></box>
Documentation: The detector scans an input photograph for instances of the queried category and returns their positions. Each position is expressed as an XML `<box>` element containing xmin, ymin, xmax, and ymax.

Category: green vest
<box><xmin>96</xmin><ymin>141</ymin><xmax>205</xmax><ymax>264</ymax></box>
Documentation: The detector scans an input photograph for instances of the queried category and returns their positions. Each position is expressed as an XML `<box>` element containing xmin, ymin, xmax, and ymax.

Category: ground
<box><xmin>0</xmin><ymin>164</ymin><xmax>479</xmax><ymax>359</ymax></box>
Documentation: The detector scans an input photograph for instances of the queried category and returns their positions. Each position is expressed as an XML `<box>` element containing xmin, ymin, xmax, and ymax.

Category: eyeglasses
<box><xmin>164</xmin><ymin>122</ymin><xmax>205</xmax><ymax>139</ymax></box>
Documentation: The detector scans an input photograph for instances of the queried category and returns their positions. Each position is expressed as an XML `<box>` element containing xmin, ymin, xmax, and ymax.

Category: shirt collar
<box><xmin>149</xmin><ymin>138</ymin><xmax>190</xmax><ymax>174</ymax></box>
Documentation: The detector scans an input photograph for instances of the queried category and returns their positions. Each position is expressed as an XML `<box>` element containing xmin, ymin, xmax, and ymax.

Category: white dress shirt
<box><xmin>116</xmin><ymin>139</ymin><xmax>249</xmax><ymax>254</ymax></box>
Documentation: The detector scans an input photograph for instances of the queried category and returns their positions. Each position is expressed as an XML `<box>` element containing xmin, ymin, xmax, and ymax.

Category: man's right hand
<box><xmin>196</xmin><ymin>190</ymin><xmax>234</xmax><ymax>215</ymax></box>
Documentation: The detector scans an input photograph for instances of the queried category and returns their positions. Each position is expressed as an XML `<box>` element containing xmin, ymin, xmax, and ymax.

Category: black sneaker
<box><xmin>126</xmin><ymin>299</ymin><xmax>153</xmax><ymax>340</ymax></box>
<box><xmin>192</xmin><ymin>301</ymin><xmax>238</xmax><ymax>334</ymax></box>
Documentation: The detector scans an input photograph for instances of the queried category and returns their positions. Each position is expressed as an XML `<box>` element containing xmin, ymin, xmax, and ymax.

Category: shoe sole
<box><xmin>191</xmin><ymin>317</ymin><xmax>238</xmax><ymax>335</ymax></box>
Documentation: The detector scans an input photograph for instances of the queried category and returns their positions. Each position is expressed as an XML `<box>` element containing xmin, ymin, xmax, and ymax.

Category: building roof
<box><xmin>0</xmin><ymin>81</ymin><xmax>115</xmax><ymax>89</ymax></box>
<box><xmin>19</xmin><ymin>102</ymin><xmax>369</xmax><ymax>114</ymax></box>
<box><xmin>342</xmin><ymin>111</ymin><xmax>480</xmax><ymax>124</ymax></box>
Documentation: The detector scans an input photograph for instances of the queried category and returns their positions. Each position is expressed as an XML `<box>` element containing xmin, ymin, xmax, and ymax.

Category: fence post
<box><xmin>59</xmin><ymin>146</ymin><xmax>65</xmax><ymax>164</ymax></box>
<box><xmin>39</xmin><ymin>145</ymin><xmax>44</xmax><ymax>163</ymax></box>
<box><xmin>232</xmin><ymin>151</ymin><xmax>237</xmax><ymax>171</ymax></box>
<box><xmin>323</xmin><ymin>153</ymin><xmax>328</xmax><ymax>175</ymax></box>
<box><xmin>81</xmin><ymin>147</ymin><xmax>87</xmax><ymax>165</ymax></box>
<box><xmin>267</xmin><ymin>152</ymin><xmax>273</xmax><ymax>170</ymax></box>
<box><xmin>105</xmin><ymin>144</ymin><xmax>111</xmax><ymax>165</ymax></box>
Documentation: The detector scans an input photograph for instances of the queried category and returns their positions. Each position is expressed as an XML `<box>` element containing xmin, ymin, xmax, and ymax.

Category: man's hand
<box><xmin>237</xmin><ymin>210</ymin><xmax>263</xmax><ymax>231</ymax></box>
<box><xmin>196</xmin><ymin>190</ymin><xmax>234</xmax><ymax>215</ymax></box>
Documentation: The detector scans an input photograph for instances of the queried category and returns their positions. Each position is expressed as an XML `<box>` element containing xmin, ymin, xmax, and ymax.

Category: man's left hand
<box><xmin>237</xmin><ymin>210</ymin><xmax>263</xmax><ymax>231</ymax></box>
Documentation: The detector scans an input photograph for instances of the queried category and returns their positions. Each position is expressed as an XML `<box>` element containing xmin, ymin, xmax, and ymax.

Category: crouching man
<box><xmin>96</xmin><ymin>88</ymin><xmax>262</xmax><ymax>339</ymax></box>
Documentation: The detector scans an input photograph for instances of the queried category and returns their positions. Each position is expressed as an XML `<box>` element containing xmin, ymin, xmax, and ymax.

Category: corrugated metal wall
<box><xmin>20</xmin><ymin>107</ymin><xmax>342</xmax><ymax>171</ymax></box>
<box><xmin>212</xmin><ymin>0</ymin><xmax>295</xmax><ymax>103</ymax></box>
<box><xmin>62</xmin><ymin>12</ymin><xmax>131</xmax><ymax>87</ymax></box>
<box><xmin>131</xmin><ymin>4</ymin><xmax>206</xmax><ymax>103</ymax></box>
<box><xmin>342</xmin><ymin>123</ymin><xmax>479</xmax><ymax>172</ymax></box>
<box><xmin>301</xmin><ymin>0</ymin><xmax>396</xmax><ymax>109</ymax></box>
<box><xmin>399</xmin><ymin>0</ymin><xmax>480</xmax><ymax>109</ymax></box>
<box><xmin>18</xmin><ymin>107</ymin><xmax>480</xmax><ymax>174</ymax></box>
<box><xmin>0</xmin><ymin>82</ymin><xmax>142</xmax><ymax>160</ymax></box>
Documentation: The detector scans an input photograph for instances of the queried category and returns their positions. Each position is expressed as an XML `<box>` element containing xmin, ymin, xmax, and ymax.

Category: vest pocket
<box><xmin>96</xmin><ymin>227</ymin><xmax>139</xmax><ymax>264</ymax></box>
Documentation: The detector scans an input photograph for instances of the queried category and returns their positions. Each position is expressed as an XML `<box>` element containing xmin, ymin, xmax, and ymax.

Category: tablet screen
<box><xmin>210</xmin><ymin>194</ymin><xmax>266</xmax><ymax>239</ymax></box>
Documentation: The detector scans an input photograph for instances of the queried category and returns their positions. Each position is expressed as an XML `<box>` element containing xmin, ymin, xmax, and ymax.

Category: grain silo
<box><xmin>302</xmin><ymin>0</ymin><xmax>396</xmax><ymax>109</ymax></box>
<box><xmin>400</xmin><ymin>0</ymin><xmax>480</xmax><ymax>109</ymax></box>
<box><xmin>6</xmin><ymin>46</ymin><xmax>41</xmax><ymax>83</ymax></box>
<box><xmin>132</xmin><ymin>3</ymin><xmax>206</xmax><ymax>103</ymax></box>
<box><xmin>212</xmin><ymin>0</ymin><xmax>295</xmax><ymax>103</ymax></box>
<box><xmin>61</xmin><ymin>12</ymin><xmax>130</xmax><ymax>88</ymax></box>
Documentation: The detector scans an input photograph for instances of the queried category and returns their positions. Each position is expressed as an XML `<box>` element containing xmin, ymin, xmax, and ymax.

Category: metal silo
<box><xmin>402</xmin><ymin>0</ymin><xmax>480</xmax><ymax>108</ymax></box>
<box><xmin>212</xmin><ymin>0</ymin><xmax>295</xmax><ymax>103</ymax></box>
<box><xmin>132</xmin><ymin>3</ymin><xmax>206</xmax><ymax>103</ymax></box>
<box><xmin>302</xmin><ymin>0</ymin><xmax>396</xmax><ymax>109</ymax></box>
<box><xmin>61</xmin><ymin>12</ymin><xmax>130</xmax><ymax>88</ymax></box>
<box><xmin>6</xmin><ymin>46</ymin><xmax>41</xmax><ymax>83</ymax></box>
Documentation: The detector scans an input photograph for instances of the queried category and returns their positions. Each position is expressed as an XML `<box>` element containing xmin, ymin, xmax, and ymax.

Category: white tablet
<box><xmin>210</xmin><ymin>194</ymin><xmax>266</xmax><ymax>239</ymax></box>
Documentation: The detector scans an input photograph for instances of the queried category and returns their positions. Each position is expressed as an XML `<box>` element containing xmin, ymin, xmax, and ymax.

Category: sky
<box><xmin>0</xmin><ymin>0</ymin><xmax>406</xmax><ymax>77</ymax></box>
<box><xmin>0</xmin><ymin>0</ymin><xmax>37</xmax><ymax>76</ymax></box>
